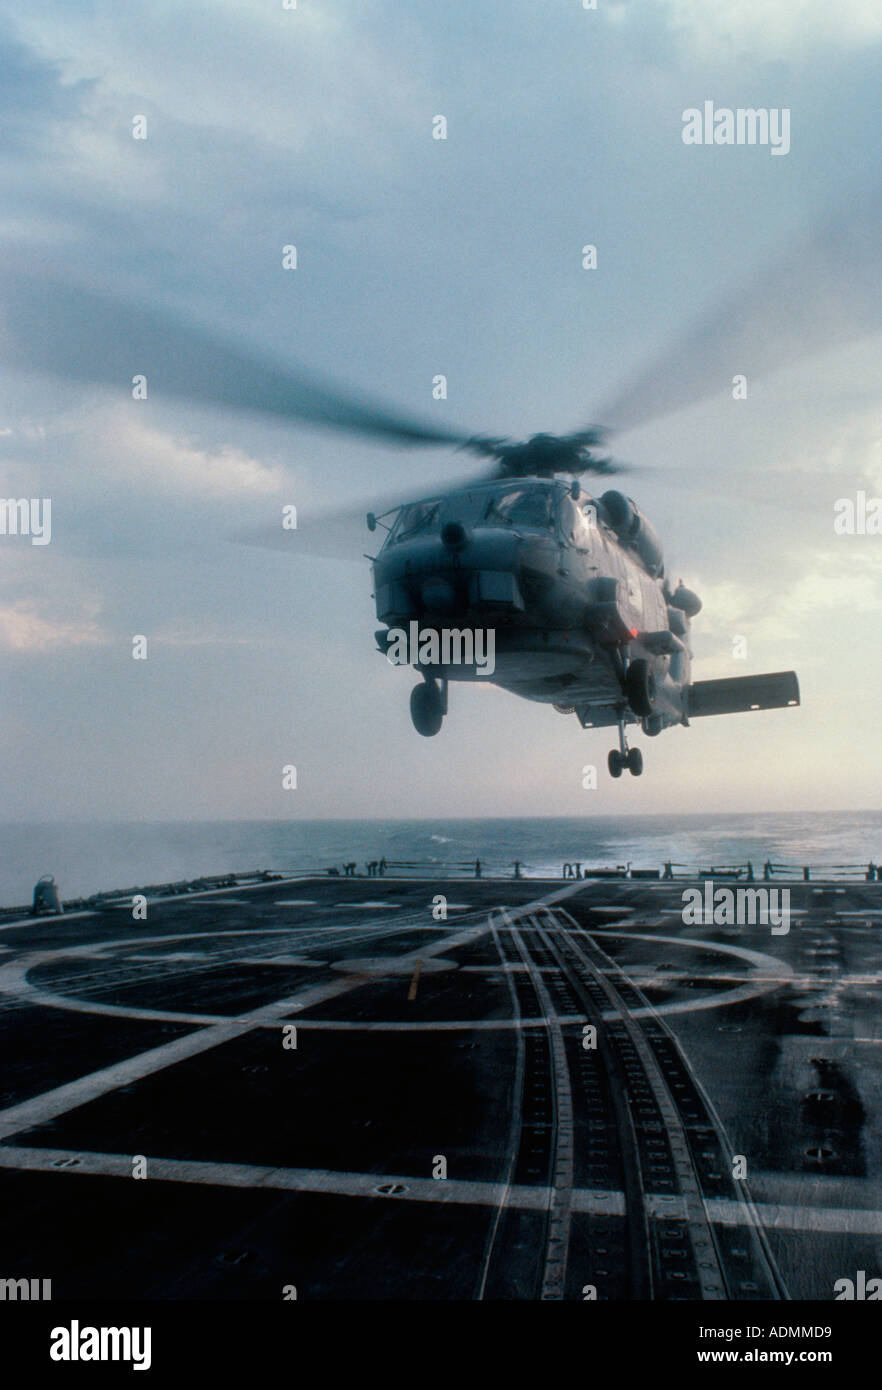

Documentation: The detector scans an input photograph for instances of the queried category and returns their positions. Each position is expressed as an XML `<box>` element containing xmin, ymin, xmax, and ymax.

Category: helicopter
<box><xmin>8</xmin><ymin>191</ymin><xmax>881</xmax><ymax>779</ymax></box>
<box><xmin>360</xmin><ymin>431</ymin><xmax>799</xmax><ymax>777</ymax></box>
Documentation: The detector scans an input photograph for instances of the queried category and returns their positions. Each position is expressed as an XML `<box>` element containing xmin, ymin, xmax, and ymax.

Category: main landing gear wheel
<box><xmin>410</xmin><ymin>679</ymin><xmax>444</xmax><ymax>737</ymax></box>
<box><xmin>624</xmin><ymin>658</ymin><xmax>656</xmax><ymax>718</ymax></box>
<box><xmin>608</xmin><ymin>715</ymin><xmax>643</xmax><ymax>777</ymax></box>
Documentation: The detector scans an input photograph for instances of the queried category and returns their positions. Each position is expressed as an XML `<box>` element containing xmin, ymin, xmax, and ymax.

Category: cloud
<box><xmin>690</xmin><ymin>544</ymin><xmax>882</xmax><ymax>673</ymax></box>
<box><xmin>774</xmin><ymin>550</ymin><xmax>882</xmax><ymax>624</ymax></box>
<box><xmin>0</xmin><ymin>402</ymin><xmax>287</xmax><ymax>498</ymax></box>
<box><xmin>100</xmin><ymin>413</ymin><xmax>285</xmax><ymax>497</ymax></box>
<box><xmin>0</xmin><ymin>0</ymin><xmax>880</xmax><ymax>821</ymax></box>
<box><xmin>0</xmin><ymin>595</ymin><xmax>107</xmax><ymax>652</ymax></box>
<box><xmin>614</xmin><ymin>0</ymin><xmax>882</xmax><ymax>62</ymax></box>
<box><xmin>10</xmin><ymin>2</ymin><xmax>428</xmax><ymax>158</ymax></box>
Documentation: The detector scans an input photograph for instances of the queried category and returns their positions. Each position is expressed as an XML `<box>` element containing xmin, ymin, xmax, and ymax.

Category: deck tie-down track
<box><xmin>482</xmin><ymin>902</ymin><xmax>789</xmax><ymax>1300</ymax></box>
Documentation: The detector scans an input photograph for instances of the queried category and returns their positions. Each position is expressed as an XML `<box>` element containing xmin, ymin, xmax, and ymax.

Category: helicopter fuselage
<box><xmin>370</xmin><ymin>474</ymin><xmax>797</xmax><ymax>776</ymax></box>
<box><xmin>371</xmin><ymin>477</ymin><xmax>696</xmax><ymax>736</ymax></box>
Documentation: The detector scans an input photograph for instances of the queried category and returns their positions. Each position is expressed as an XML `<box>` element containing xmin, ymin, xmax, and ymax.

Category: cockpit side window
<box><xmin>391</xmin><ymin>499</ymin><xmax>441</xmax><ymax>544</ymax></box>
<box><xmin>484</xmin><ymin>486</ymin><xmax>554</xmax><ymax>531</ymax></box>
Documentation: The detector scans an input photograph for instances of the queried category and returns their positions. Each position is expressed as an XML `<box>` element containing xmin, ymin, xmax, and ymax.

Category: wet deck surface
<box><xmin>1</xmin><ymin>874</ymin><xmax>881</xmax><ymax>1300</ymax></box>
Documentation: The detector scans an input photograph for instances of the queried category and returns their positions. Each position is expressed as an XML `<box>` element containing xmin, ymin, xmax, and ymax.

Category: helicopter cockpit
<box><xmin>380</xmin><ymin>480</ymin><xmax>578</xmax><ymax>552</ymax></box>
<box><xmin>482</xmin><ymin>485</ymin><xmax>555</xmax><ymax>531</ymax></box>
<box><xmin>389</xmin><ymin>498</ymin><xmax>442</xmax><ymax>544</ymax></box>
<box><xmin>386</xmin><ymin>482</ymin><xmax>561</xmax><ymax>547</ymax></box>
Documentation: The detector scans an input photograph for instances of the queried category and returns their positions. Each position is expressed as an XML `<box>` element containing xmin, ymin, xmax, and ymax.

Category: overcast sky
<box><xmin>0</xmin><ymin>0</ymin><xmax>881</xmax><ymax>821</ymax></box>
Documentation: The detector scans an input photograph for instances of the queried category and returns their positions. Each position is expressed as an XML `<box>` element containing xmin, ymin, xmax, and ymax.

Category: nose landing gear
<box><xmin>608</xmin><ymin>717</ymin><xmax>643</xmax><ymax>777</ymax></box>
<box><xmin>410</xmin><ymin>676</ymin><xmax>447</xmax><ymax>737</ymax></box>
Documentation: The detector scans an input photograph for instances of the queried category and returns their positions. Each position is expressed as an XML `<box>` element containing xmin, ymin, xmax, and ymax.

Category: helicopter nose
<box><xmin>441</xmin><ymin>520</ymin><xmax>468</xmax><ymax>551</ymax></box>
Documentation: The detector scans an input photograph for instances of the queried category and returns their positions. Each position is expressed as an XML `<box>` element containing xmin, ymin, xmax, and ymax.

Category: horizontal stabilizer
<box><xmin>686</xmin><ymin>671</ymin><xmax>800</xmax><ymax>718</ymax></box>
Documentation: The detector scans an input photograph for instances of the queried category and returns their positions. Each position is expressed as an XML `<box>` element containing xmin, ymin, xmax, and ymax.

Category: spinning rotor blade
<box><xmin>0</xmin><ymin>256</ymin><xmax>475</xmax><ymax>450</ymax></box>
<box><xmin>595</xmin><ymin>186</ymin><xmax>882</xmax><ymax>435</ymax></box>
<box><xmin>233</xmin><ymin>504</ymin><xmax>384</xmax><ymax>562</ymax></box>
<box><xmin>232</xmin><ymin>469</ymin><xmax>495</xmax><ymax>561</ymax></box>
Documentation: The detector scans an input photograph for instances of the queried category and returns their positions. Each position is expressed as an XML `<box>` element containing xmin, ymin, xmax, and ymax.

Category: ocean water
<box><xmin>1</xmin><ymin>812</ymin><xmax>881</xmax><ymax>908</ymax></box>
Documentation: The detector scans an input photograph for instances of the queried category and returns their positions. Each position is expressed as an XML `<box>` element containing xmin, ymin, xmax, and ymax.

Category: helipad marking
<box><xmin>0</xmin><ymin>1144</ymin><xmax>877</xmax><ymax>1235</ymax></box>
<box><xmin>0</xmin><ymin>912</ymin><xmax>793</xmax><ymax>1028</ymax></box>
<box><xmin>681</xmin><ymin>910</ymin><xmax>808</xmax><ymax>925</ymax></box>
<box><xmin>0</xmin><ymin>910</ymin><xmax>95</xmax><ymax>932</ymax></box>
<box><xmin>0</xmin><ymin>1145</ymin><xmax>611</xmax><ymax>1212</ymax></box>
<box><xmin>0</xmin><ymin>875</ymin><xmax>309</xmax><ymax>932</ymax></box>
<box><xmin>183</xmin><ymin>899</ymin><xmax>248</xmax><ymax>906</ymax></box>
<box><xmin>274</xmin><ymin>1018</ymin><xmax>577</xmax><ymax>1031</ymax></box>
<box><xmin>587</xmin><ymin>929</ymin><xmax>794</xmax><ymax>1018</ymax></box>
<box><xmin>227</xmin><ymin>955</ymin><xmax>324</xmax><ymax>968</ymax></box>
<box><xmin>331</xmin><ymin>955</ymin><xmax>457</xmax><ymax>977</ymax></box>
<box><xmin>704</xmin><ymin>1197</ymin><xmax>882</xmax><ymax>1236</ymax></box>
<box><xmin>0</xmin><ymin>918</ymin><xmax>497</xmax><ymax>1139</ymax></box>
<box><xmin>126</xmin><ymin>952</ymin><xmax>207</xmax><ymax>962</ymax></box>
<box><xmin>0</xmin><ymin>877</ymin><xmax>595</xmax><ymax>1036</ymax></box>
<box><xmin>0</xmin><ymin>980</ymin><xmax>364</xmax><ymax>1142</ymax></box>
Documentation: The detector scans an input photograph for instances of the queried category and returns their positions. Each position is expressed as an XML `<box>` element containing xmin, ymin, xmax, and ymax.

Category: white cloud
<box><xmin>609</xmin><ymin>0</ymin><xmax>882</xmax><ymax>61</ymax></box>
<box><xmin>773</xmin><ymin>550</ymin><xmax>882</xmax><ymax>626</ymax></box>
<box><xmin>0</xmin><ymin>405</ymin><xmax>287</xmax><ymax>500</ymax></box>
<box><xmin>11</xmin><ymin>2</ymin><xmax>427</xmax><ymax>158</ymax></box>
<box><xmin>106</xmin><ymin>415</ymin><xmax>285</xmax><ymax>497</ymax></box>
<box><xmin>0</xmin><ymin>595</ymin><xmax>107</xmax><ymax>652</ymax></box>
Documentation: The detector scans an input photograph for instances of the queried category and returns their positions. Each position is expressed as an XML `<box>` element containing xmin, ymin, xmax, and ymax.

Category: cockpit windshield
<box><xmin>483</xmin><ymin>486</ymin><xmax>554</xmax><ymax>531</ymax></box>
<box><xmin>390</xmin><ymin>499</ymin><xmax>441</xmax><ymax>544</ymax></box>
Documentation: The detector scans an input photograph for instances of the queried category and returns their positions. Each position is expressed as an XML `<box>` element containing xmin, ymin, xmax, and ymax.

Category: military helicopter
<box><xmin>358</xmin><ymin>430</ymin><xmax>798</xmax><ymax>777</ymax></box>
<box><xmin>12</xmin><ymin>195</ymin><xmax>882</xmax><ymax>777</ymax></box>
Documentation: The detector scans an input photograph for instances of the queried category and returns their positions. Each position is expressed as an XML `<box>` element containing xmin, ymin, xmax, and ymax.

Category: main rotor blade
<box><xmin>0</xmin><ymin>256</ymin><xmax>474</xmax><ymax>449</ymax></box>
<box><xmin>233</xmin><ymin>505</ymin><xmax>381</xmax><ymax>562</ymax></box>
<box><xmin>595</xmin><ymin>186</ymin><xmax>882</xmax><ymax>435</ymax></box>
<box><xmin>232</xmin><ymin>471</ymin><xmax>497</xmax><ymax>561</ymax></box>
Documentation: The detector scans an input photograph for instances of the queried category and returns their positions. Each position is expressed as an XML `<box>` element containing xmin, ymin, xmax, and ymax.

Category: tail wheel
<box><xmin>625</xmin><ymin>658</ymin><xmax>656</xmax><ymax>717</ymax></box>
<box><xmin>410</xmin><ymin>681</ymin><xmax>443</xmax><ymax>737</ymax></box>
<box><xmin>608</xmin><ymin>749</ymin><xmax>624</xmax><ymax>778</ymax></box>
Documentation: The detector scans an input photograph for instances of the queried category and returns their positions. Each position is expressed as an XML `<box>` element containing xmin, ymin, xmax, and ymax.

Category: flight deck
<box><xmin>0</xmin><ymin>872</ymin><xmax>880</xmax><ymax>1301</ymax></box>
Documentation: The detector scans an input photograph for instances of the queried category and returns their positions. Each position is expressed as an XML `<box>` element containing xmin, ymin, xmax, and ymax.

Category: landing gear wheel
<box><xmin>608</xmin><ymin>749</ymin><xmax>624</xmax><ymax>778</ymax></box>
<box><xmin>625</xmin><ymin>659</ymin><xmax>656</xmax><ymax>718</ymax></box>
<box><xmin>627</xmin><ymin>747</ymin><xmax>643</xmax><ymax>777</ymax></box>
<box><xmin>410</xmin><ymin>680</ymin><xmax>444</xmax><ymax>737</ymax></box>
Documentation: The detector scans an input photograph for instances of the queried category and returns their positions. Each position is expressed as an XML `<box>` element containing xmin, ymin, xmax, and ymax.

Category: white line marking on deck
<box><xmin>2</xmin><ymin>1144</ymin><xmax>878</xmax><ymax>1235</ymax></box>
